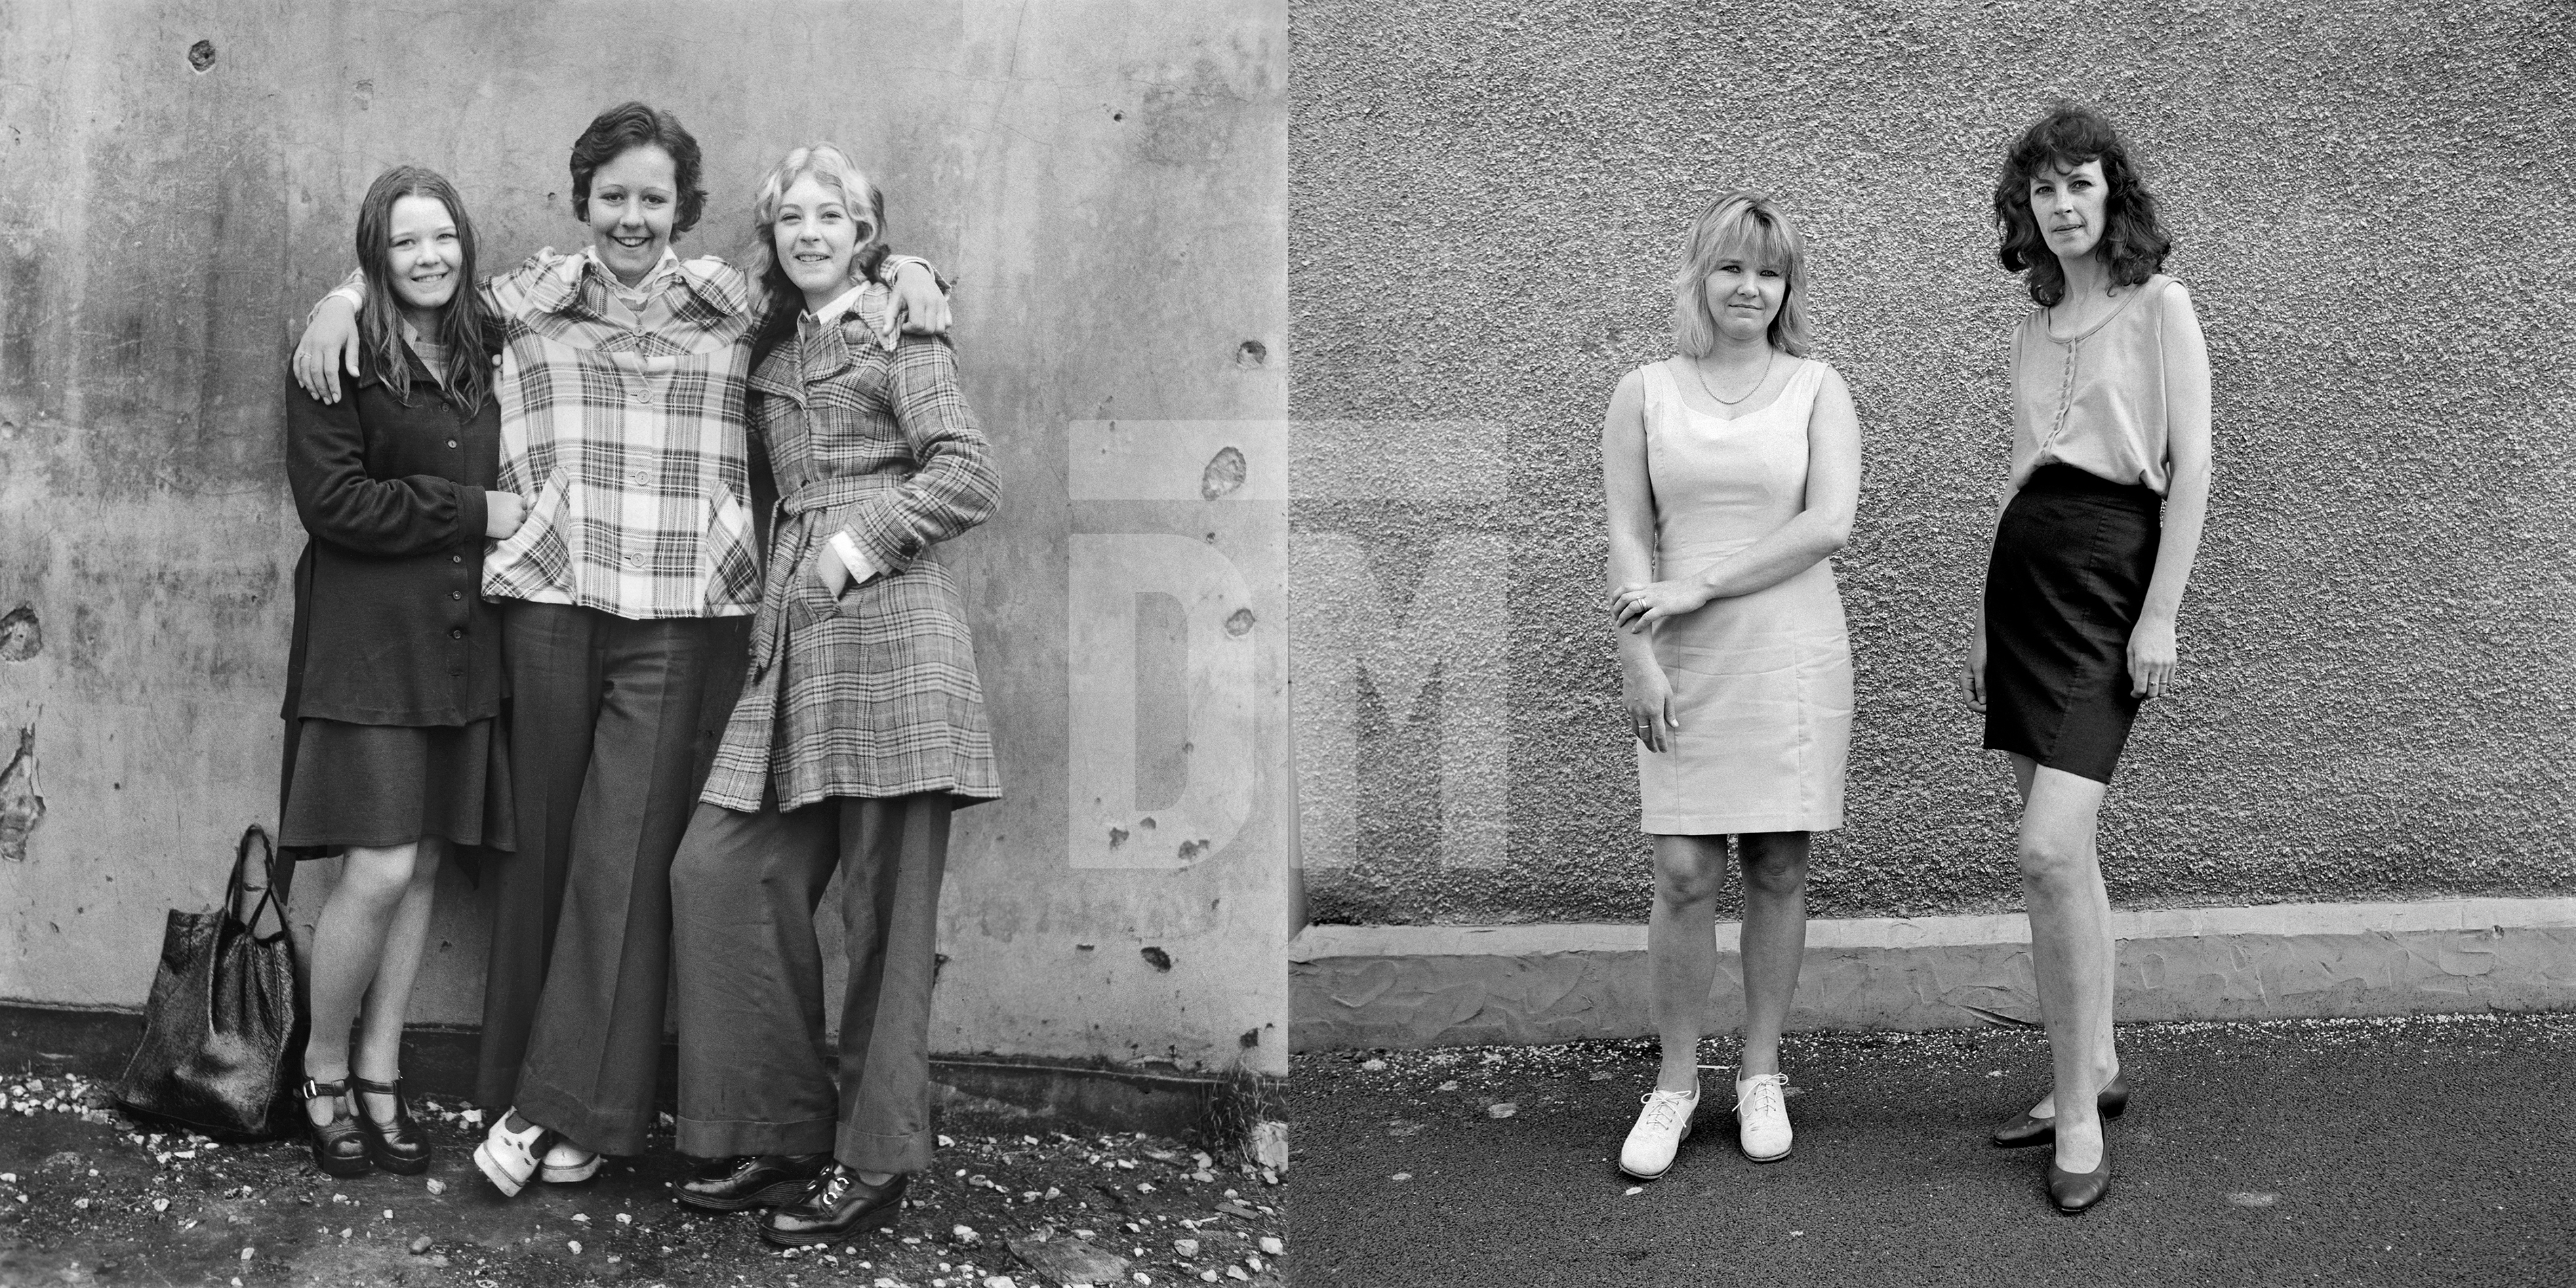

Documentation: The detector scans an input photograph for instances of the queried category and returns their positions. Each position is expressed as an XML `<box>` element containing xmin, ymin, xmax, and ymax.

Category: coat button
<box><xmin>450</xmin><ymin>590</ymin><xmax>462</xmax><ymax>601</ymax></box>
<box><xmin>447</xmin><ymin>439</ymin><xmax>459</xmax><ymax>448</ymax></box>
<box><xmin>449</xmin><ymin>628</ymin><xmax>464</xmax><ymax>639</ymax></box>
<box><xmin>451</xmin><ymin>554</ymin><xmax>463</xmax><ymax>563</ymax></box>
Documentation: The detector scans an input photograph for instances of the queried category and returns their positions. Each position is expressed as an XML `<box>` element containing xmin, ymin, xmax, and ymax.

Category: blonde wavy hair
<box><xmin>1671</xmin><ymin>190</ymin><xmax>1811</xmax><ymax>359</ymax></box>
<box><xmin>744</xmin><ymin>142</ymin><xmax>888</xmax><ymax>353</ymax></box>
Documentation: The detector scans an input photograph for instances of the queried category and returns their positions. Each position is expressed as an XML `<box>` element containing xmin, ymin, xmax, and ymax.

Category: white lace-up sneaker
<box><xmin>1617</xmin><ymin>1085</ymin><xmax>1698</xmax><ymax>1180</ymax></box>
<box><xmin>540</xmin><ymin>1139</ymin><xmax>601</xmax><ymax>1184</ymax></box>
<box><xmin>1735</xmin><ymin>1072</ymin><xmax>1793</xmax><ymax>1163</ymax></box>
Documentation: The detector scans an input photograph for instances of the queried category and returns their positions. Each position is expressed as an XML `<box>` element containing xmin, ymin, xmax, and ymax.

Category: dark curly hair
<box><xmin>1992</xmin><ymin>104</ymin><xmax>2171</xmax><ymax>307</ymax></box>
<box><xmin>568</xmin><ymin>102</ymin><xmax>708</xmax><ymax>235</ymax></box>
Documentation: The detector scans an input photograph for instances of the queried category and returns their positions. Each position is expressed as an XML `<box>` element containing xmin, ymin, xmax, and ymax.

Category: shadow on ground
<box><xmin>1291</xmin><ymin>1012</ymin><xmax>2576</xmax><ymax>1287</ymax></box>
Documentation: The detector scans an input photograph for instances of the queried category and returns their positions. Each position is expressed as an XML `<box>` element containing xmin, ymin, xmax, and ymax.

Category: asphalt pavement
<box><xmin>1289</xmin><ymin>1012</ymin><xmax>2576</xmax><ymax>1287</ymax></box>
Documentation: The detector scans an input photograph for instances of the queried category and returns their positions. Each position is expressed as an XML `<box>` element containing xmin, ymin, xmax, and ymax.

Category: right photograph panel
<box><xmin>1284</xmin><ymin>1</ymin><xmax>2575</xmax><ymax>1281</ymax></box>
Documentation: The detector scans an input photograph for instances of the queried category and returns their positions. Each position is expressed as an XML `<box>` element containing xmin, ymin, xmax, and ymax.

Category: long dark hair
<box><xmin>1992</xmin><ymin>104</ymin><xmax>2172</xmax><ymax>307</ymax></box>
<box><xmin>353</xmin><ymin>165</ymin><xmax>491</xmax><ymax>414</ymax></box>
<box><xmin>743</xmin><ymin>143</ymin><xmax>891</xmax><ymax>371</ymax></box>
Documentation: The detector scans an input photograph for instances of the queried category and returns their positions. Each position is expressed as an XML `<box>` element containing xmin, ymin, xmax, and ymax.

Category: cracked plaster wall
<box><xmin>1289</xmin><ymin>0</ymin><xmax>2576</xmax><ymax>926</ymax></box>
<box><xmin>0</xmin><ymin>0</ymin><xmax>1291</xmax><ymax>1074</ymax></box>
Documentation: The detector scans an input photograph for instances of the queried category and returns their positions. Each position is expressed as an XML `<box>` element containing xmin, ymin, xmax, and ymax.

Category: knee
<box><xmin>1740</xmin><ymin>844</ymin><xmax>1807</xmax><ymax>898</ymax></box>
<box><xmin>334</xmin><ymin>847</ymin><xmax>418</xmax><ymax>901</ymax></box>
<box><xmin>1653</xmin><ymin>852</ymin><xmax>1726</xmax><ymax>909</ymax></box>
<box><xmin>2015</xmin><ymin>832</ymin><xmax>2093</xmax><ymax>887</ymax></box>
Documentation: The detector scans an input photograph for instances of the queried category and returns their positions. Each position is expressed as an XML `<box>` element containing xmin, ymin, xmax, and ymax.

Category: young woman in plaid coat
<box><xmin>664</xmin><ymin>143</ymin><xmax>1000</xmax><ymax>1245</ymax></box>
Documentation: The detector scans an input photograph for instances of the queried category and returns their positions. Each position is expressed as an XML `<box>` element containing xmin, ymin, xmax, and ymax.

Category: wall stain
<box><xmin>1201</xmin><ymin>445</ymin><xmax>1247</xmax><ymax>500</ymax></box>
<box><xmin>0</xmin><ymin>605</ymin><xmax>38</xmax><ymax>661</ymax></box>
<box><xmin>186</xmin><ymin>40</ymin><xmax>216</xmax><ymax>73</ymax></box>
<box><xmin>1</xmin><ymin>725</ymin><xmax>45</xmax><ymax>862</ymax></box>
<box><xmin>1140</xmin><ymin>946</ymin><xmax>1173</xmax><ymax>972</ymax></box>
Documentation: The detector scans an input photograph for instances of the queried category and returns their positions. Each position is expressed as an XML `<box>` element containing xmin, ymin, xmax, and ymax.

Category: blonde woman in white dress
<box><xmin>1602</xmin><ymin>191</ymin><xmax>1860</xmax><ymax>1180</ymax></box>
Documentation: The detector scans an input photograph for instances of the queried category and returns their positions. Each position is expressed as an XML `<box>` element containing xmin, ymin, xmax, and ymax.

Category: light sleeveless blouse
<box><xmin>2007</xmin><ymin>274</ymin><xmax>2181</xmax><ymax>496</ymax></box>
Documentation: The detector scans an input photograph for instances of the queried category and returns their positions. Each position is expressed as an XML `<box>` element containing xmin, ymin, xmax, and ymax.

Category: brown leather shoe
<box><xmin>677</xmin><ymin>1153</ymin><xmax>832</xmax><ymax>1211</ymax></box>
<box><xmin>761</xmin><ymin>1163</ymin><xmax>908</xmax><ymax>1247</ymax></box>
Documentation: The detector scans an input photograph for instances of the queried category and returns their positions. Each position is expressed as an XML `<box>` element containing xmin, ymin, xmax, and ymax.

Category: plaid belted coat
<box><xmin>697</xmin><ymin>288</ymin><xmax>1002</xmax><ymax>814</ymax></box>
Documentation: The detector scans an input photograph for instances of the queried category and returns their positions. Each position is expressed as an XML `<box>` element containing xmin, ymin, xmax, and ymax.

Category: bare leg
<box><xmin>352</xmin><ymin>838</ymin><xmax>443</xmax><ymax>1121</ymax></box>
<box><xmin>2009</xmin><ymin>755</ymin><xmax>2119</xmax><ymax>1172</ymax></box>
<box><xmin>299</xmin><ymin>841</ymin><xmax>423</xmax><ymax>1125</ymax></box>
<box><xmin>1735</xmin><ymin>832</ymin><xmax>1810</xmax><ymax>1079</ymax></box>
<box><xmin>1647</xmin><ymin>834</ymin><xmax>1729</xmax><ymax>1093</ymax></box>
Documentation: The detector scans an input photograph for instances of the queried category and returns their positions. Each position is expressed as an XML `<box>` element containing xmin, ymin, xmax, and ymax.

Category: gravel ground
<box><xmin>1291</xmin><ymin>1012</ymin><xmax>2576</xmax><ymax>1287</ymax></box>
<box><xmin>0</xmin><ymin>1079</ymin><xmax>1287</xmax><ymax>1288</ymax></box>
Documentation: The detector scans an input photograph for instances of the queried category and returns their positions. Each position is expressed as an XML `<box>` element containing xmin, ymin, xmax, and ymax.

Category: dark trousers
<box><xmin>670</xmin><ymin>792</ymin><xmax>953</xmax><ymax>1175</ymax></box>
<box><xmin>481</xmin><ymin>602</ymin><xmax>743</xmax><ymax>1154</ymax></box>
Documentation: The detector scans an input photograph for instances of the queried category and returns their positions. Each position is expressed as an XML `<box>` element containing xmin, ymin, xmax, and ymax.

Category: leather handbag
<box><xmin>113</xmin><ymin>824</ymin><xmax>306</xmax><ymax>1138</ymax></box>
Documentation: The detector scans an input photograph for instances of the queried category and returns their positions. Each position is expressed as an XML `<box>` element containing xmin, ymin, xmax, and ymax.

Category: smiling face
<box><xmin>586</xmin><ymin>144</ymin><xmax>679</xmax><ymax>285</ymax></box>
<box><xmin>384</xmin><ymin>194</ymin><xmax>463</xmax><ymax>322</ymax></box>
<box><xmin>1699</xmin><ymin>243</ymin><xmax>1788</xmax><ymax>346</ymax></box>
<box><xmin>771</xmin><ymin>173</ymin><xmax>878</xmax><ymax>312</ymax></box>
<box><xmin>2030</xmin><ymin>159</ymin><xmax>2110</xmax><ymax>262</ymax></box>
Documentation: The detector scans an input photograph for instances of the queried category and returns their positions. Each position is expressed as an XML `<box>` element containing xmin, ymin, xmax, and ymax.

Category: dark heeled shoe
<box><xmin>300</xmin><ymin>1078</ymin><xmax>372</xmax><ymax>1178</ymax></box>
<box><xmin>2047</xmin><ymin>1137</ymin><xmax>2112</xmax><ymax>1213</ymax></box>
<box><xmin>349</xmin><ymin>1075</ymin><xmax>432</xmax><ymax>1175</ymax></box>
<box><xmin>1990</xmin><ymin>1072</ymin><xmax>2131</xmax><ymax>1148</ymax></box>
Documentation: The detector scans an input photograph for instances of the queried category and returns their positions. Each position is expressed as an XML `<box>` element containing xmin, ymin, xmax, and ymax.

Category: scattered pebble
<box><xmin>1258</xmin><ymin>1236</ymin><xmax>1283</xmax><ymax>1255</ymax></box>
<box><xmin>409</xmin><ymin>1236</ymin><xmax>433</xmax><ymax>1254</ymax></box>
<box><xmin>1486</xmin><ymin>1103</ymin><xmax>1518</xmax><ymax>1119</ymax></box>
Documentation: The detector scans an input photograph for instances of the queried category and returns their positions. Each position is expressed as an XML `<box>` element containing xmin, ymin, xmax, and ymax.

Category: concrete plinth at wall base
<box><xmin>0</xmin><ymin>1003</ymin><xmax>1253</xmax><ymax>1144</ymax></box>
<box><xmin>1288</xmin><ymin>898</ymin><xmax>2576</xmax><ymax>1051</ymax></box>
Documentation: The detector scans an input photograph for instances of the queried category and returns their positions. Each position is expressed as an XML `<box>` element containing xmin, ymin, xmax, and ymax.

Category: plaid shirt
<box><xmin>478</xmin><ymin>247</ymin><xmax>763</xmax><ymax>618</ymax></box>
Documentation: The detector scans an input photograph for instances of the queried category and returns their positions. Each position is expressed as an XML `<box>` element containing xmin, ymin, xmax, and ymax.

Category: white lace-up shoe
<box><xmin>1617</xmin><ymin>1085</ymin><xmax>1698</xmax><ymax>1180</ymax></box>
<box><xmin>472</xmin><ymin>1111</ymin><xmax>546</xmax><ymax>1196</ymax></box>
<box><xmin>540</xmin><ymin>1139</ymin><xmax>601</xmax><ymax>1184</ymax></box>
<box><xmin>1735</xmin><ymin>1072</ymin><xmax>1793</xmax><ymax>1163</ymax></box>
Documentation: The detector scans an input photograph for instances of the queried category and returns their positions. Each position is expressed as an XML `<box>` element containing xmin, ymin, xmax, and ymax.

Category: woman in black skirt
<box><xmin>1962</xmin><ymin>105</ymin><xmax>2213</xmax><ymax>1213</ymax></box>
<box><xmin>279</xmin><ymin>165</ymin><xmax>523</xmax><ymax>1177</ymax></box>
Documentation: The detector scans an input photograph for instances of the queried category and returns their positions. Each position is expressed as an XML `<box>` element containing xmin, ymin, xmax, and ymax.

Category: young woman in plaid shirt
<box><xmin>662</xmin><ymin>144</ymin><xmax>999</xmax><ymax>1245</ymax></box>
<box><xmin>291</xmin><ymin>104</ymin><xmax>952</xmax><ymax>1196</ymax></box>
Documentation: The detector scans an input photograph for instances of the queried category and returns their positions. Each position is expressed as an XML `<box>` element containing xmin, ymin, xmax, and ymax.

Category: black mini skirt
<box><xmin>1981</xmin><ymin>463</ymin><xmax>2163</xmax><ymax>783</ymax></box>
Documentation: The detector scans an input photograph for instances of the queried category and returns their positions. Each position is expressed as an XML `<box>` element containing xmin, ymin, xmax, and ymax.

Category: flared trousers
<box><xmin>669</xmin><ymin>792</ymin><xmax>953</xmax><ymax>1175</ymax></box>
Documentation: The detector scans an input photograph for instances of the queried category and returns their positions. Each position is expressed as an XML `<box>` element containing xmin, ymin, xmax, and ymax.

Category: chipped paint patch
<box><xmin>0</xmin><ymin>606</ymin><xmax>37</xmax><ymax>662</ymax></box>
<box><xmin>0</xmin><ymin>725</ymin><xmax>45</xmax><ymax>862</ymax></box>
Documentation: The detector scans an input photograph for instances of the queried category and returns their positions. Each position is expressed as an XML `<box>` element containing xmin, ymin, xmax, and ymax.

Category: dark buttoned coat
<box><xmin>280</xmin><ymin>354</ymin><xmax>504</xmax><ymax>728</ymax></box>
<box><xmin>699</xmin><ymin>289</ymin><xmax>1001</xmax><ymax>813</ymax></box>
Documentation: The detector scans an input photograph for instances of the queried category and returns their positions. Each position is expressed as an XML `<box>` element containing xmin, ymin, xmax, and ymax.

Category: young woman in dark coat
<box><xmin>278</xmin><ymin>165</ymin><xmax>525</xmax><ymax>1177</ymax></box>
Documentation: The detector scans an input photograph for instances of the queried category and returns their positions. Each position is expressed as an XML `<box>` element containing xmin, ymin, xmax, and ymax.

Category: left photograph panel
<box><xmin>0</xmin><ymin>3</ymin><xmax>1291</xmax><ymax>1284</ymax></box>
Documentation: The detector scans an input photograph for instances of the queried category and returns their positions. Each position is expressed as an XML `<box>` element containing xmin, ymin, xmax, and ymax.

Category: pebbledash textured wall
<box><xmin>0</xmin><ymin>1</ymin><xmax>1293</xmax><ymax>1076</ymax></box>
<box><xmin>1288</xmin><ymin>1</ymin><xmax>2576</xmax><ymax>926</ymax></box>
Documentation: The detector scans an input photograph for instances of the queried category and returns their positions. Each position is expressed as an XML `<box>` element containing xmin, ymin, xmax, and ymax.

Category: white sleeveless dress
<box><xmin>1635</xmin><ymin>357</ymin><xmax>1853</xmax><ymax>835</ymax></box>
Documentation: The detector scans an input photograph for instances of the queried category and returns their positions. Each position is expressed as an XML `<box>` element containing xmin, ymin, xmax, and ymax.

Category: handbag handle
<box><xmin>223</xmin><ymin>824</ymin><xmax>291</xmax><ymax>943</ymax></box>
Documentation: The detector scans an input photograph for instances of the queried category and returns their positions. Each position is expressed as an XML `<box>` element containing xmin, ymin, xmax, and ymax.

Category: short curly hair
<box><xmin>1992</xmin><ymin>104</ymin><xmax>2171</xmax><ymax>307</ymax></box>
<box><xmin>568</xmin><ymin>101</ymin><xmax>708</xmax><ymax>235</ymax></box>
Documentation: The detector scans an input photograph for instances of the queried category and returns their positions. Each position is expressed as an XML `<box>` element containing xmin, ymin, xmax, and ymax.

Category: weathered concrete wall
<box><xmin>1289</xmin><ymin>1</ymin><xmax>2576</xmax><ymax>925</ymax></box>
<box><xmin>0</xmin><ymin>1</ymin><xmax>1291</xmax><ymax>1076</ymax></box>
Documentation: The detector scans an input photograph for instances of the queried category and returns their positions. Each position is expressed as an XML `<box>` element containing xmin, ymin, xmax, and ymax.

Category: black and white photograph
<box><xmin>2</xmin><ymin>3</ymin><xmax>1290</xmax><ymax>1286</ymax></box>
<box><xmin>1285</xmin><ymin>2</ymin><xmax>2572</xmax><ymax>1285</ymax></box>
<box><xmin>2</xmin><ymin>1</ymin><xmax>2573</xmax><ymax>1287</ymax></box>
